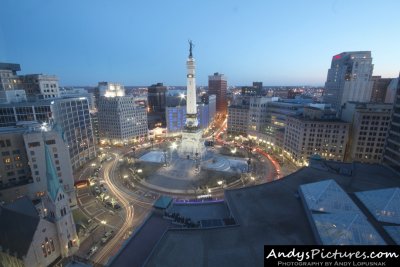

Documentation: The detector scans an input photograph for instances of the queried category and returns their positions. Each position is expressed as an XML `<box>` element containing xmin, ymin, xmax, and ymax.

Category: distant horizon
<box><xmin>1</xmin><ymin>1</ymin><xmax>399</xmax><ymax>86</ymax></box>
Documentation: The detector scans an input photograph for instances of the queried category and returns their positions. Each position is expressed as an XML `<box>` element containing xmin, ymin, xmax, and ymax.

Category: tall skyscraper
<box><xmin>178</xmin><ymin>41</ymin><xmax>206</xmax><ymax>158</ymax></box>
<box><xmin>383</xmin><ymin>77</ymin><xmax>400</xmax><ymax>174</ymax></box>
<box><xmin>324</xmin><ymin>51</ymin><xmax>374</xmax><ymax>110</ymax></box>
<box><xmin>208</xmin><ymin>72</ymin><xmax>227</xmax><ymax>115</ymax></box>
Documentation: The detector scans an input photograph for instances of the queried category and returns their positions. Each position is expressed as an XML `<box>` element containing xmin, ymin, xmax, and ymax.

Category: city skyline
<box><xmin>1</xmin><ymin>0</ymin><xmax>400</xmax><ymax>86</ymax></box>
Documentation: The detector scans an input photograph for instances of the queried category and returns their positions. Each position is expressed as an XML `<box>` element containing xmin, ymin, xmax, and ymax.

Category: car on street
<box><xmin>86</xmin><ymin>245</ymin><xmax>98</xmax><ymax>258</ymax></box>
<box><xmin>94</xmin><ymin>186</ymin><xmax>101</xmax><ymax>195</ymax></box>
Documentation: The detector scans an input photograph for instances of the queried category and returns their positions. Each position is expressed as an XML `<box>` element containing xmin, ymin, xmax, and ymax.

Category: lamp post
<box><xmin>132</xmin><ymin>147</ymin><xmax>136</xmax><ymax>162</ymax></box>
<box><xmin>163</xmin><ymin>148</ymin><xmax>167</xmax><ymax>167</ymax></box>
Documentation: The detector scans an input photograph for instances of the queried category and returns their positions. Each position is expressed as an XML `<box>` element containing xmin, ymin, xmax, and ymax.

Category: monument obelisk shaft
<box><xmin>185</xmin><ymin>40</ymin><xmax>198</xmax><ymax>128</ymax></box>
<box><xmin>178</xmin><ymin>41</ymin><xmax>206</xmax><ymax>159</ymax></box>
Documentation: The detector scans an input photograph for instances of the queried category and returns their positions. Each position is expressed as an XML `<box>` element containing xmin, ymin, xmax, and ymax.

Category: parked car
<box><xmin>101</xmin><ymin>230</ymin><xmax>114</xmax><ymax>244</ymax></box>
<box><xmin>87</xmin><ymin>245</ymin><xmax>98</xmax><ymax>258</ymax></box>
<box><xmin>94</xmin><ymin>187</ymin><xmax>101</xmax><ymax>195</ymax></box>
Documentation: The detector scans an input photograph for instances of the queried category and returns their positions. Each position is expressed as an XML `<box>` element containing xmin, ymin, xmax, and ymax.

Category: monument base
<box><xmin>178</xmin><ymin>128</ymin><xmax>206</xmax><ymax>159</ymax></box>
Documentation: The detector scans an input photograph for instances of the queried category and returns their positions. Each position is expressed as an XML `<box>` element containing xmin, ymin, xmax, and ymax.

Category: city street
<box><xmin>72</xmin><ymin>117</ymin><xmax>296</xmax><ymax>265</ymax></box>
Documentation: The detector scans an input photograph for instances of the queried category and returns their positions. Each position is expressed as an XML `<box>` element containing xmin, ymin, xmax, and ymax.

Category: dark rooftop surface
<box><xmin>168</xmin><ymin>202</ymin><xmax>230</xmax><ymax>222</ymax></box>
<box><xmin>143</xmin><ymin>162</ymin><xmax>400</xmax><ymax>267</ymax></box>
<box><xmin>0</xmin><ymin>197</ymin><xmax>40</xmax><ymax>259</ymax></box>
<box><xmin>109</xmin><ymin>213</ymin><xmax>172</xmax><ymax>267</ymax></box>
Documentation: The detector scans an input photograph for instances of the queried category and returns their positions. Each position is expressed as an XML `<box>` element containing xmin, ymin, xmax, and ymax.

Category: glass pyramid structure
<box><xmin>313</xmin><ymin>213</ymin><xmax>385</xmax><ymax>245</ymax></box>
<box><xmin>300</xmin><ymin>179</ymin><xmax>362</xmax><ymax>214</ymax></box>
<box><xmin>383</xmin><ymin>226</ymin><xmax>400</xmax><ymax>245</ymax></box>
<box><xmin>355</xmin><ymin>188</ymin><xmax>400</xmax><ymax>224</ymax></box>
<box><xmin>299</xmin><ymin>179</ymin><xmax>385</xmax><ymax>245</ymax></box>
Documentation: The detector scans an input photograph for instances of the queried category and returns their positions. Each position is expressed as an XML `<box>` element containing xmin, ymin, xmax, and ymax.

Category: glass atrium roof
<box><xmin>383</xmin><ymin>226</ymin><xmax>400</xmax><ymax>245</ymax></box>
<box><xmin>299</xmin><ymin>179</ymin><xmax>385</xmax><ymax>245</ymax></box>
<box><xmin>300</xmin><ymin>179</ymin><xmax>362</xmax><ymax>214</ymax></box>
<box><xmin>313</xmin><ymin>213</ymin><xmax>386</xmax><ymax>245</ymax></box>
<box><xmin>355</xmin><ymin>188</ymin><xmax>400</xmax><ymax>224</ymax></box>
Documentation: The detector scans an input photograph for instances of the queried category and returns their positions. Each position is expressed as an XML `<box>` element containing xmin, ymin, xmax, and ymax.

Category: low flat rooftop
<box><xmin>168</xmin><ymin>202</ymin><xmax>230</xmax><ymax>222</ymax></box>
<box><xmin>109</xmin><ymin>213</ymin><xmax>172</xmax><ymax>267</ymax></box>
<box><xmin>144</xmin><ymin>161</ymin><xmax>399</xmax><ymax>267</ymax></box>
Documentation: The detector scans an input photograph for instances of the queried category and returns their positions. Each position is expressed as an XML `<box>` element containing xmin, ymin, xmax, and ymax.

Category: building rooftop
<box><xmin>0</xmin><ymin>197</ymin><xmax>40</xmax><ymax>259</ymax></box>
<box><xmin>141</xmin><ymin>161</ymin><xmax>399</xmax><ymax>266</ymax></box>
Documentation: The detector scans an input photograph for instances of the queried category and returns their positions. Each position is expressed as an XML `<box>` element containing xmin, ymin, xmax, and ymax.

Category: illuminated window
<box><xmin>3</xmin><ymin>157</ymin><xmax>11</xmax><ymax>164</ymax></box>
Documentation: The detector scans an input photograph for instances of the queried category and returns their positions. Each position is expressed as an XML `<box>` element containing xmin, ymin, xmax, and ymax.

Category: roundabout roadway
<box><xmin>90</xmin><ymin>119</ymin><xmax>284</xmax><ymax>265</ymax></box>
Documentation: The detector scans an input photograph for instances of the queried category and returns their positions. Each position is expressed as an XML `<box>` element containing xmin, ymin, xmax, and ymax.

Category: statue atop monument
<box><xmin>188</xmin><ymin>39</ymin><xmax>194</xmax><ymax>58</ymax></box>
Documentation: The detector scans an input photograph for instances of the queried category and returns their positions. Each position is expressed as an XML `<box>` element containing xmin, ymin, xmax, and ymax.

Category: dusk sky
<box><xmin>1</xmin><ymin>0</ymin><xmax>399</xmax><ymax>86</ymax></box>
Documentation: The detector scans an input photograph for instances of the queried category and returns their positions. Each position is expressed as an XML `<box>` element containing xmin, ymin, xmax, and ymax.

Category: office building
<box><xmin>60</xmin><ymin>87</ymin><xmax>95</xmax><ymax>110</ymax></box>
<box><xmin>341</xmin><ymin>102</ymin><xmax>392</xmax><ymax>163</ymax></box>
<box><xmin>0</xmin><ymin>97</ymin><xmax>96</xmax><ymax>171</ymax></box>
<box><xmin>383</xmin><ymin>78</ymin><xmax>400</xmax><ymax>174</ymax></box>
<box><xmin>247</xmin><ymin>98</ymin><xmax>310</xmax><ymax>150</ymax></box>
<box><xmin>0</xmin><ymin>141</ymin><xmax>79</xmax><ymax>265</ymax></box>
<box><xmin>370</xmin><ymin>76</ymin><xmax>392</xmax><ymax>103</ymax></box>
<box><xmin>208</xmin><ymin>72</ymin><xmax>227</xmax><ymax>115</ymax></box>
<box><xmin>94</xmin><ymin>82</ymin><xmax>125</xmax><ymax>109</ymax></box>
<box><xmin>19</xmin><ymin>74</ymin><xmax>60</xmax><ymax>101</ymax></box>
<box><xmin>147</xmin><ymin>83</ymin><xmax>167</xmax><ymax>129</ymax></box>
<box><xmin>0</xmin><ymin>122</ymin><xmax>77</xmax><ymax>206</ymax></box>
<box><xmin>247</xmin><ymin>97</ymin><xmax>270</xmax><ymax>133</ymax></box>
<box><xmin>98</xmin><ymin>95</ymin><xmax>148</xmax><ymax>145</ymax></box>
<box><xmin>284</xmin><ymin>112</ymin><xmax>350</xmax><ymax>166</ymax></box>
<box><xmin>385</xmin><ymin>77</ymin><xmax>399</xmax><ymax>104</ymax></box>
<box><xmin>50</xmin><ymin>98</ymin><xmax>97</xmax><ymax>170</ymax></box>
<box><xmin>0</xmin><ymin>63</ymin><xmax>23</xmax><ymax>103</ymax></box>
<box><xmin>166</xmin><ymin>105</ymin><xmax>186</xmax><ymax>133</ymax></box>
<box><xmin>1</xmin><ymin>63</ymin><xmax>61</xmax><ymax>102</ymax></box>
<box><xmin>324</xmin><ymin>51</ymin><xmax>374</xmax><ymax>110</ymax></box>
<box><xmin>227</xmin><ymin>97</ymin><xmax>250</xmax><ymax>135</ymax></box>
<box><xmin>208</xmin><ymin>94</ymin><xmax>216</xmax><ymax>122</ymax></box>
<box><xmin>148</xmin><ymin>83</ymin><xmax>167</xmax><ymax>113</ymax></box>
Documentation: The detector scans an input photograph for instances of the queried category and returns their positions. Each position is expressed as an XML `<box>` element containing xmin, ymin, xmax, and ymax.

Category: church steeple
<box><xmin>45</xmin><ymin>143</ymin><xmax>62</xmax><ymax>201</ymax></box>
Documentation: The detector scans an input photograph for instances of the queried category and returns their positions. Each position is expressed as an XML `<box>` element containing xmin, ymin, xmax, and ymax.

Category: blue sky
<box><xmin>1</xmin><ymin>0</ymin><xmax>399</xmax><ymax>86</ymax></box>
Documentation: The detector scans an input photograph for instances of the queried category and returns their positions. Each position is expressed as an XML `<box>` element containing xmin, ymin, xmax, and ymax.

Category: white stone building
<box><xmin>98</xmin><ymin>95</ymin><xmax>148</xmax><ymax>145</ymax></box>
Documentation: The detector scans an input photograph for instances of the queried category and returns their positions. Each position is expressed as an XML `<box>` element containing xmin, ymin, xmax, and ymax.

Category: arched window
<box><xmin>45</xmin><ymin>237</ymin><xmax>51</xmax><ymax>254</ymax></box>
<box><xmin>50</xmin><ymin>238</ymin><xmax>55</xmax><ymax>251</ymax></box>
<box><xmin>41</xmin><ymin>243</ymin><xmax>47</xmax><ymax>257</ymax></box>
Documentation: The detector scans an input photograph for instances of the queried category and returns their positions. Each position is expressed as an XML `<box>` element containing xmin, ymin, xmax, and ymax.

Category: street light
<box><xmin>101</xmin><ymin>220</ymin><xmax>107</xmax><ymax>233</ymax></box>
<box><xmin>170</xmin><ymin>142</ymin><xmax>178</xmax><ymax>150</ymax></box>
